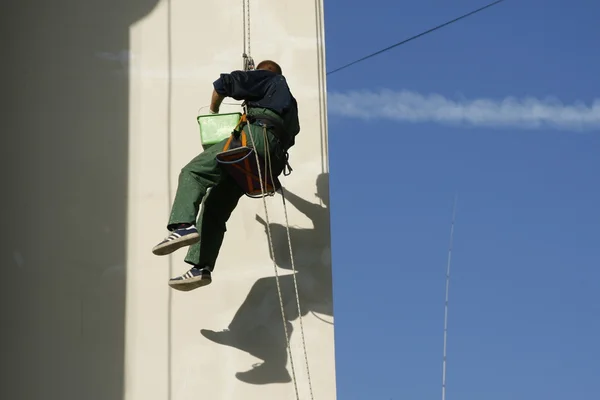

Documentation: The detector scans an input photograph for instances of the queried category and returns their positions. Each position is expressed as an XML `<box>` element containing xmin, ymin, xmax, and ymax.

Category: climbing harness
<box><xmin>215</xmin><ymin>114</ymin><xmax>282</xmax><ymax>198</ymax></box>
<box><xmin>213</xmin><ymin>2</ymin><xmax>316</xmax><ymax>399</ymax></box>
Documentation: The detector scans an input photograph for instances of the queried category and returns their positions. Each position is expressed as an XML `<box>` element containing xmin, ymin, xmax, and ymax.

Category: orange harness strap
<box><xmin>216</xmin><ymin>114</ymin><xmax>281</xmax><ymax>198</ymax></box>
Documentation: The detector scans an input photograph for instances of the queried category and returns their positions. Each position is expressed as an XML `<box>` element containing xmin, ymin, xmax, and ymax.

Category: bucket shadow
<box><xmin>201</xmin><ymin>173</ymin><xmax>332</xmax><ymax>385</ymax></box>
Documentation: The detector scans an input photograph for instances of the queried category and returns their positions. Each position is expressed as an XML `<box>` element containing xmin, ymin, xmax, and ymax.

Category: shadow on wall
<box><xmin>201</xmin><ymin>173</ymin><xmax>332</xmax><ymax>385</ymax></box>
<box><xmin>0</xmin><ymin>1</ymin><xmax>159</xmax><ymax>399</ymax></box>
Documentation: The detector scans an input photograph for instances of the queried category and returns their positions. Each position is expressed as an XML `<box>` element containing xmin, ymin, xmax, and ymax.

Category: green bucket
<box><xmin>197</xmin><ymin>112</ymin><xmax>242</xmax><ymax>149</ymax></box>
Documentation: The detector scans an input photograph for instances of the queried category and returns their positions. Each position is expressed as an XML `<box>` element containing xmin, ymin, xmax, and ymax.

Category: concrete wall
<box><xmin>1</xmin><ymin>0</ymin><xmax>334</xmax><ymax>399</ymax></box>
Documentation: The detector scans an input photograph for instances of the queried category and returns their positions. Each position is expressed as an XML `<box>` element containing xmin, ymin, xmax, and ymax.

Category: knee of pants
<box><xmin>177</xmin><ymin>168</ymin><xmax>198</xmax><ymax>187</ymax></box>
<box><xmin>201</xmin><ymin>210</ymin><xmax>234</xmax><ymax>234</ymax></box>
<box><xmin>202</xmin><ymin>199</ymin><xmax>238</xmax><ymax>228</ymax></box>
<box><xmin>180</xmin><ymin>151</ymin><xmax>216</xmax><ymax>176</ymax></box>
<box><xmin>179</xmin><ymin>163</ymin><xmax>196</xmax><ymax>177</ymax></box>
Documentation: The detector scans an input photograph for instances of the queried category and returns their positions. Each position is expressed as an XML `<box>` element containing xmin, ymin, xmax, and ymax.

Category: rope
<box><xmin>260</xmin><ymin>124</ymin><xmax>315</xmax><ymax>400</ymax></box>
<box><xmin>238</xmin><ymin>4</ymin><xmax>314</xmax><ymax>398</ymax></box>
<box><xmin>280</xmin><ymin>185</ymin><xmax>315</xmax><ymax>400</ymax></box>
<box><xmin>241</xmin><ymin>0</ymin><xmax>254</xmax><ymax>71</ymax></box>
<box><xmin>242</xmin><ymin>0</ymin><xmax>248</xmax><ymax>55</ymax></box>
<box><xmin>244</xmin><ymin>118</ymin><xmax>299</xmax><ymax>400</ymax></box>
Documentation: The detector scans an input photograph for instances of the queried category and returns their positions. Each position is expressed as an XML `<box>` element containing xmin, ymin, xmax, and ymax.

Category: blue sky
<box><xmin>324</xmin><ymin>1</ymin><xmax>600</xmax><ymax>399</ymax></box>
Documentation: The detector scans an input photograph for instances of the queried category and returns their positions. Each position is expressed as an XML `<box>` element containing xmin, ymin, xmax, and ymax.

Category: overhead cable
<box><xmin>326</xmin><ymin>0</ymin><xmax>506</xmax><ymax>76</ymax></box>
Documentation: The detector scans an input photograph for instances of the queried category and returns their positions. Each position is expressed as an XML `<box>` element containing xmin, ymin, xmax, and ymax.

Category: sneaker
<box><xmin>152</xmin><ymin>225</ymin><xmax>200</xmax><ymax>256</ymax></box>
<box><xmin>168</xmin><ymin>267</ymin><xmax>212</xmax><ymax>291</ymax></box>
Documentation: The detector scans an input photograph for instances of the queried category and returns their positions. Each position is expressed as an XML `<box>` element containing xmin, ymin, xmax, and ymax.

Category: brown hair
<box><xmin>256</xmin><ymin>60</ymin><xmax>282</xmax><ymax>75</ymax></box>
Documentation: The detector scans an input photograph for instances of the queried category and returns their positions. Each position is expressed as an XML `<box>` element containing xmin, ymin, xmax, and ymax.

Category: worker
<box><xmin>151</xmin><ymin>60</ymin><xmax>300</xmax><ymax>292</ymax></box>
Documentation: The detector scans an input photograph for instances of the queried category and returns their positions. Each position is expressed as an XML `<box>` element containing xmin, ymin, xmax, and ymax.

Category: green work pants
<box><xmin>168</xmin><ymin>122</ymin><xmax>285</xmax><ymax>270</ymax></box>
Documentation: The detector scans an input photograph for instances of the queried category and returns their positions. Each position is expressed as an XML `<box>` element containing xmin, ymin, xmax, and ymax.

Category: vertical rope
<box><xmin>241</xmin><ymin>0</ymin><xmax>253</xmax><ymax>70</ymax></box>
<box><xmin>239</xmin><ymin>3</ymin><xmax>313</xmax><ymax>397</ymax></box>
<box><xmin>280</xmin><ymin>187</ymin><xmax>315</xmax><ymax>399</ymax></box>
<box><xmin>242</xmin><ymin>0</ymin><xmax>246</xmax><ymax>56</ymax></box>
<box><xmin>246</xmin><ymin>0</ymin><xmax>251</xmax><ymax>56</ymax></box>
<box><xmin>245</xmin><ymin>119</ymin><xmax>301</xmax><ymax>400</ymax></box>
<box><xmin>263</xmin><ymin>133</ymin><xmax>315</xmax><ymax>400</ymax></box>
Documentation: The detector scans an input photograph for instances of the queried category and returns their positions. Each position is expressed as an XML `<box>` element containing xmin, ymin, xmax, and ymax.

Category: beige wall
<box><xmin>125</xmin><ymin>0</ymin><xmax>335</xmax><ymax>399</ymax></box>
<box><xmin>1</xmin><ymin>0</ymin><xmax>333</xmax><ymax>399</ymax></box>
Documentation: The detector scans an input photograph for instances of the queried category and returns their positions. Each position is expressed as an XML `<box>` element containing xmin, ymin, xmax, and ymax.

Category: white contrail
<box><xmin>327</xmin><ymin>89</ymin><xmax>600</xmax><ymax>131</ymax></box>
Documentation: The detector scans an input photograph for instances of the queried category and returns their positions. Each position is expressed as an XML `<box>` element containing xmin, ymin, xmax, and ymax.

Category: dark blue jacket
<box><xmin>213</xmin><ymin>69</ymin><xmax>300</xmax><ymax>149</ymax></box>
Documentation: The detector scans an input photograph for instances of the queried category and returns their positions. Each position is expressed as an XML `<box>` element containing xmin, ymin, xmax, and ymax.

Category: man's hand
<box><xmin>210</xmin><ymin>89</ymin><xmax>225</xmax><ymax>114</ymax></box>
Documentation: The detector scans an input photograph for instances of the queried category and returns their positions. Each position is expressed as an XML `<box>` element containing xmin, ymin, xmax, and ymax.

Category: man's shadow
<box><xmin>201</xmin><ymin>172</ymin><xmax>332</xmax><ymax>385</ymax></box>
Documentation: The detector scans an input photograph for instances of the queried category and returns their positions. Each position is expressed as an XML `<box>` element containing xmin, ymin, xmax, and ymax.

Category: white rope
<box><xmin>279</xmin><ymin>186</ymin><xmax>315</xmax><ymax>400</ymax></box>
<box><xmin>246</xmin><ymin>116</ymin><xmax>316</xmax><ymax>400</ymax></box>
<box><xmin>242</xmin><ymin>0</ymin><xmax>249</xmax><ymax>55</ymax></box>
<box><xmin>245</xmin><ymin>118</ymin><xmax>300</xmax><ymax>400</ymax></box>
<box><xmin>241</xmin><ymin>0</ymin><xmax>254</xmax><ymax>71</ymax></box>
<box><xmin>239</xmin><ymin>3</ymin><xmax>314</xmax><ymax>398</ymax></box>
<box><xmin>261</xmin><ymin>127</ymin><xmax>314</xmax><ymax>400</ymax></box>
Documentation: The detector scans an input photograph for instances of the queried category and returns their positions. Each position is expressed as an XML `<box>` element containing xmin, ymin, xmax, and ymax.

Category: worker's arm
<box><xmin>209</xmin><ymin>89</ymin><xmax>225</xmax><ymax>113</ymax></box>
<box><xmin>212</xmin><ymin>70</ymin><xmax>269</xmax><ymax>106</ymax></box>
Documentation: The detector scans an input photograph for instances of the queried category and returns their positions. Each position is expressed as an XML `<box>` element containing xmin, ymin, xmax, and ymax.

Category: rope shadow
<box><xmin>200</xmin><ymin>172</ymin><xmax>332</xmax><ymax>385</ymax></box>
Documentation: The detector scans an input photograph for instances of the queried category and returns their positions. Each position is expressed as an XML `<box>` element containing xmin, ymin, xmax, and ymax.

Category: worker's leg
<box><xmin>167</xmin><ymin>142</ymin><xmax>226</xmax><ymax>228</ymax></box>
<box><xmin>152</xmin><ymin>140</ymin><xmax>227</xmax><ymax>256</ymax></box>
<box><xmin>167</xmin><ymin>174</ymin><xmax>243</xmax><ymax>291</ymax></box>
<box><xmin>185</xmin><ymin>173</ymin><xmax>244</xmax><ymax>270</ymax></box>
<box><xmin>166</xmin><ymin>123</ymin><xmax>285</xmax><ymax>292</ymax></box>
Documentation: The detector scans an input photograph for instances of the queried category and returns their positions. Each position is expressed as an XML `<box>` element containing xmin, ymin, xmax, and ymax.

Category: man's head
<box><xmin>256</xmin><ymin>60</ymin><xmax>282</xmax><ymax>75</ymax></box>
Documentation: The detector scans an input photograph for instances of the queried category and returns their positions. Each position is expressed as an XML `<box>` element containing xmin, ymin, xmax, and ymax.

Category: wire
<box><xmin>326</xmin><ymin>0</ymin><xmax>506</xmax><ymax>76</ymax></box>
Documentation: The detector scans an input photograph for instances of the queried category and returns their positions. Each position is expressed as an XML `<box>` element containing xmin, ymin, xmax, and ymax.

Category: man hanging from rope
<box><xmin>151</xmin><ymin>60</ymin><xmax>300</xmax><ymax>292</ymax></box>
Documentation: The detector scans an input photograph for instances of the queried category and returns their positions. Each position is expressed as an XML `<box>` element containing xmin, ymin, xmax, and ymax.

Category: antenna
<box><xmin>442</xmin><ymin>193</ymin><xmax>458</xmax><ymax>400</ymax></box>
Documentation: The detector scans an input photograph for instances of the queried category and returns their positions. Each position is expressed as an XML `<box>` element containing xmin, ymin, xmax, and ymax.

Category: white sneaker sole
<box><xmin>168</xmin><ymin>275</ymin><xmax>212</xmax><ymax>291</ymax></box>
<box><xmin>152</xmin><ymin>232</ymin><xmax>200</xmax><ymax>256</ymax></box>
